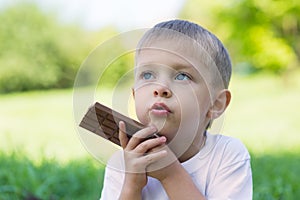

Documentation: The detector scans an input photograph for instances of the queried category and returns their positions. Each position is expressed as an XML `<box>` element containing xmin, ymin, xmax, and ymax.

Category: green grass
<box><xmin>0</xmin><ymin>151</ymin><xmax>104</xmax><ymax>200</ymax></box>
<box><xmin>1</xmin><ymin>152</ymin><xmax>299</xmax><ymax>200</ymax></box>
<box><xmin>223</xmin><ymin>71</ymin><xmax>300</xmax><ymax>154</ymax></box>
<box><xmin>251</xmin><ymin>152</ymin><xmax>300</xmax><ymax>200</ymax></box>
<box><xmin>0</xmin><ymin>71</ymin><xmax>300</xmax><ymax>199</ymax></box>
<box><xmin>0</xmin><ymin>89</ymin><xmax>85</xmax><ymax>161</ymax></box>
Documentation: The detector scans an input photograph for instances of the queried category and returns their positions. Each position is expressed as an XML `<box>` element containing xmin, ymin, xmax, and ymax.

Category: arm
<box><xmin>159</xmin><ymin>162</ymin><xmax>206</xmax><ymax>200</ymax></box>
<box><xmin>119</xmin><ymin>174</ymin><xmax>144</xmax><ymax>200</ymax></box>
<box><xmin>147</xmin><ymin>148</ymin><xmax>206</xmax><ymax>200</ymax></box>
<box><xmin>118</xmin><ymin>121</ymin><xmax>168</xmax><ymax>200</ymax></box>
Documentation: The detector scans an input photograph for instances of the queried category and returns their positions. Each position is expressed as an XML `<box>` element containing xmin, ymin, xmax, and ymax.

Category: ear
<box><xmin>131</xmin><ymin>87</ymin><xmax>135</xmax><ymax>99</ymax></box>
<box><xmin>207</xmin><ymin>89</ymin><xmax>231</xmax><ymax>119</ymax></box>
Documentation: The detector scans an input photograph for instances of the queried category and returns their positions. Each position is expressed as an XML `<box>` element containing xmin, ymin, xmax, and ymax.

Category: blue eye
<box><xmin>175</xmin><ymin>73</ymin><xmax>191</xmax><ymax>81</ymax></box>
<box><xmin>142</xmin><ymin>72</ymin><xmax>154</xmax><ymax>80</ymax></box>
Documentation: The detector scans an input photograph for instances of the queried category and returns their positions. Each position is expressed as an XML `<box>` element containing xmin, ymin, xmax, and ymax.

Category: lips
<box><xmin>150</xmin><ymin>102</ymin><xmax>171</xmax><ymax>116</ymax></box>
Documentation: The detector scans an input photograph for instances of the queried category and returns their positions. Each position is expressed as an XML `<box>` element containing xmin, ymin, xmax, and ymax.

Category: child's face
<box><xmin>133</xmin><ymin>40</ymin><xmax>213</xmax><ymax>145</ymax></box>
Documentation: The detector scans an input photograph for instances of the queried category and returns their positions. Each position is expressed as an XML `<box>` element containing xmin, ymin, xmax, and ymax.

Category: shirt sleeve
<box><xmin>207</xmin><ymin>138</ymin><xmax>253</xmax><ymax>200</ymax></box>
<box><xmin>99</xmin><ymin>167</ymin><xmax>124</xmax><ymax>200</ymax></box>
<box><xmin>99</xmin><ymin>151</ymin><xmax>125</xmax><ymax>200</ymax></box>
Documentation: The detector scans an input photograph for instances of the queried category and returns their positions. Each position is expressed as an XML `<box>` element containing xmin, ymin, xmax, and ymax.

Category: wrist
<box><xmin>159</xmin><ymin>164</ymin><xmax>206</xmax><ymax>200</ymax></box>
<box><xmin>120</xmin><ymin>185</ymin><xmax>142</xmax><ymax>200</ymax></box>
<box><xmin>121</xmin><ymin>174</ymin><xmax>145</xmax><ymax>195</ymax></box>
<box><xmin>159</xmin><ymin>161</ymin><xmax>183</xmax><ymax>183</ymax></box>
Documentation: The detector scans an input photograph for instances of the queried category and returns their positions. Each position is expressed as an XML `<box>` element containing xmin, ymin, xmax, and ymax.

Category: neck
<box><xmin>178</xmin><ymin>131</ymin><xmax>207</xmax><ymax>163</ymax></box>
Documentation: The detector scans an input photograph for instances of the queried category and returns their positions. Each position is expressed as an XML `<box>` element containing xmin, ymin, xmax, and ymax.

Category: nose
<box><xmin>153</xmin><ymin>85</ymin><xmax>172</xmax><ymax>98</ymax></box>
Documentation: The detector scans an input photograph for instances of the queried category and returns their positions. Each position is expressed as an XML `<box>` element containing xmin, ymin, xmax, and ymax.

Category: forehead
<box><xmin>136</xmin><ymin>40</ymin><xmax>200</xmax><ymax>70</ymax></box>
<box><xmin>135</xmin><ymin>38</ymin><xmax>224</xmax><ymax>90</ymax></box>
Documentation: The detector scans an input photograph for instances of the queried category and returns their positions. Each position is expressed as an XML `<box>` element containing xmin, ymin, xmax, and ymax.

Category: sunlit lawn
<box><xmin>0</xmin><ymin>89</ymin><xmax>88</xmax><ymax>161</ymax></box>
<box><xmin>1</xmin><ymin>71</ymin><xmax>300</xmax><ymax>199</ymax></box>
<box><xmin>224</xmin><ymin>71</ymin><xmax>300</xmax><ymax>154</ymax></box>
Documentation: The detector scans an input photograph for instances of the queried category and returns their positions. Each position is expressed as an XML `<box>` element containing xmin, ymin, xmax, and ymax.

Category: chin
<box><xmin>157</xmin><ymin>126</ymin><xmax>179</xmax><ymax>141</ymax></box>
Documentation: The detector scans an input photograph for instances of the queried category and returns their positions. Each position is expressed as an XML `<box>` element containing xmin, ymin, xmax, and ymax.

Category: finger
<box><xmin>134</xmin><ymin>136</ymin><xmax>167</xmax><ymax>154</ymax></box>
<box><xmin>143</xmin><ymin>149</ymin><xmax>168</xmax><ymax>166</ymax></box>
<box><xmin>119</xmin><ymin>121</ymin><xmax>129</xmax><ymax>149</ymax></box>
<box><xmin>125</xmin><ymin>149</ymin><xmax>168</xmax><ymax>174</ymax></box>
<box><xmin>146</xmin><ymin>146</ymin><xmax>178</xmax><ymax>173</ymax></box>
<box><xmin>126</xmin><ymin>126</ymin><xmax>157</xmax><ymax>150</ymax></box>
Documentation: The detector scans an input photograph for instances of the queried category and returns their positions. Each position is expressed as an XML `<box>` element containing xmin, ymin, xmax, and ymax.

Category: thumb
<box><xmin>119</xmin><ymin>121</ymin><xmax>129</xmax><ymax>149</ymax></box>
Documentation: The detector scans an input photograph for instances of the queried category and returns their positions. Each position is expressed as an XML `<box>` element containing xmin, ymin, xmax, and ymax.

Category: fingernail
<box><xmin>160</xmin><ymin>136</ymin><xmax>166</xmax><ymax>142</ymax></box>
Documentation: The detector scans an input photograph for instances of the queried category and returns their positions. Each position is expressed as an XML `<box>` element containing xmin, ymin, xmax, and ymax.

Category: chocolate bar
<box><xmin>79</xmin><ymin>102</ymin><xmax>158</xmax><ymax>146</ymax></box>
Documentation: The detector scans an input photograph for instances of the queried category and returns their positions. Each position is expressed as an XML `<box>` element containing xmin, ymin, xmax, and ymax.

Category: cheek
<box><xmin>176</xmin><ymin>89</ymin><xmax>210</xmax><ymax>120</ymax></box>
<box><xmin>134</xmin><ymin>90</ymin><xmax>150</xmax><ymax>124</ymax></box>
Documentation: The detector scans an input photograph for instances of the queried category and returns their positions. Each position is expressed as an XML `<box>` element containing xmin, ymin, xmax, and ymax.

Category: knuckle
<box><xmin>131</xmin><ymin>160</ymin><xmax>140</xmax><ymax>168</ymax></box>
<box><xmin>147</xmin><ymin>153</ymin><xmax>159</xmax><ymax>164</ymax></box>
<box><xmin>139</xmin><ymin>142</ymin><xmax>148</xmax><ymax>150</ymax></box>
<box><xmin>145</xmin><ymin>155</ymin><xmax>153</xmax><ymax>164</ymax></box>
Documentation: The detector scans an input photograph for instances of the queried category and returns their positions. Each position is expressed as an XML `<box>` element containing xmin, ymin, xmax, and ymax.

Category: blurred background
<box><xmin>0</xmin><ymin>0</ymin><xmax>299</xmax><ymax>199</ymax></box>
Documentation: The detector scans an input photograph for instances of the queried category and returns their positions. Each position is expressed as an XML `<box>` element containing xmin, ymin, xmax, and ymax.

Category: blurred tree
<box><xmin>75</xmin><ymin>27</ymin><xmax>139</xmax><ymax>89</ymax></box>
<box><xmin>180</xmin><ymin>0</ymin><xmax>300</xmax><ymax>74</ymax></box>
<box><xmin>0</xmin><ymin>2</ymin><xmax>134</xmax><ymax>93</ymax></box>
<box><xmin>0</xmin><ymin>3</ymin><xmax>97</xmax><ymax>92</ymax></box>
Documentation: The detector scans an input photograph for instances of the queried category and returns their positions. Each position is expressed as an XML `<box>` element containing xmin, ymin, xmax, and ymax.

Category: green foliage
<box><xmin>2</xmin><ymin>1</ymin><xmax>299</xmax><ymax>93</ymax></box>
<box><xmin>0</xmin><ymin>2</ymin><xmax>134</xmax><ymax>93</ymax></box>
<box><xmin>180</xmin><ymin>0</ymin><xmax>300</xmax><ymax>74</ymax></box>
<box><xmin>252</xmin><ymin>153</ymin><xmax>300</xmax><ymax>199</ymax></box>
<box><xmin>0</xmin><ymin>152</ymin><xmax>104</xmax><ymax>200</ymax></box>
<box><xmin>98</xmin><ymin>52</ymin><xmax>135</xmax><ymax>89</ymax></box>
<box><xmin>0</xmin><ymin>3</ymin><xmax>97</xmax><ymax>93</ymax></box>
<box><xmin>77</xmin><ymin>36</ymin><xmax>135</xmax><ymax>89</ymax></box>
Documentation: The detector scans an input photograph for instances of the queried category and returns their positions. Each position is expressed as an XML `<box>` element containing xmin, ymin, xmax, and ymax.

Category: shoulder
<box><xmin>217</xmin><ymin>134</ymin><xmax>249</xmax><ymax>155</ymax></box>
<box><xmin>205</xmin><ymin>133</ymin><xmax>251</xmax><ymax>168</ymax></box>
<box><xmin>203</xmin><ymin>133</ymin><xmax>253</xmax><ymax>199</ymax></box>
<box><xmin>215</xmin><ymin>134</ymin><xmax>251</xmax><ymax>169</ymax></box>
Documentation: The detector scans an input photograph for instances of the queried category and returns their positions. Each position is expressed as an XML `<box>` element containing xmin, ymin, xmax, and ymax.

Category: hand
<box><xmin>118</xmin><ymin>121</ymin><xmax>168</xmax><ymax>195</ymax></box>
<box><xmin>146</xmin><ymin>143</ymin><xmax>181</xmax><ymax>182</ymax></box>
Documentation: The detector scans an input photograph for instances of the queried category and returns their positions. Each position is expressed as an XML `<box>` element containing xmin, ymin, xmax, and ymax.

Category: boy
<box><xmin>100</xmin><ymin>19</ymin><xmax>252</xmax><ymax>199</ymax></box>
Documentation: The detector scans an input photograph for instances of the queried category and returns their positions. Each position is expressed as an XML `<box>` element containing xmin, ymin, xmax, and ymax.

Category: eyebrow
<box><xmin>137</xmin><ymin>61</ymin><xmax>195</xmax><ymax>70</ymax></box>
<box><xmin>170</xmin><ymin>61</ymin><xmax>202</xmax><ymax>77</ymax></box>
<box><xmin>172</xmin><ymin>62</ymin><xmax>195</xmax><ymax>70</ymax></box>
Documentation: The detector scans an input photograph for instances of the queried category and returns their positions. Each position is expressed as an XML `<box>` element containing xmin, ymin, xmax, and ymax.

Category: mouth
<box><xmin>150</xmin><ymin>102</ymin><xmax>171</xmax><ymax>116</ymax></box>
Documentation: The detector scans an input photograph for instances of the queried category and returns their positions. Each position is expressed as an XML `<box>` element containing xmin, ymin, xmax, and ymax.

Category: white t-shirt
<box><xmin>100</xmin><ymin>132</ymin><xmax>253</xmax><ymax>200</ymax></box>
